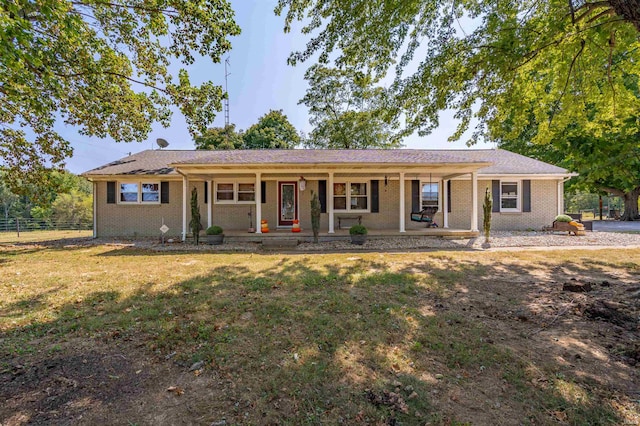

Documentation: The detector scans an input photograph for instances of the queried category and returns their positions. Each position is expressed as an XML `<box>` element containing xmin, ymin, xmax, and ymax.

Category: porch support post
<box><xmin>557</xmin><ymin>179</ymin><xmax>564</xmax><ymax>215</ymax></box>
<box><xmin>470</xmin><ymin>171</ymin><xmax>478</xmax><ymax>232</ymax></box>
<box><xmin>207</xmin><ymin>179</ymin><xmax>213</xmax><ymax>228</ymax></box>
<box><xmin>328</xmin><ymin>171</ymin><xmax>335</xmax><ymax>233</ymax></box>
<box><xmin>443</xmin><ymin>179</ymin><xmax>449</xmax><ymax>228</ymax></box>
<box><xmin>182</xmin><ymin>175</ymin><xmax>188</xmax><ymax>241</ymax></box>
<box><xmin>255</xmin><ymin>173</ymin><xmax>262</xmax><ymax>233</ymax></box>
<box><xmin>399</xmin><ymin>172</ymin><xmax>406</xmax><ymax>233</ymax></box>
<box><xmin>92</xmin><ymin>181</ymin><xmax>97</xmax><ymax>238</ymax></box>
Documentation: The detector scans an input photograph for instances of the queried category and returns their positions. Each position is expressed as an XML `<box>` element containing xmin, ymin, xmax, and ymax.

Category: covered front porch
<box><xmin>171</xmin><ymin>157</ymin><xmax>493</xmax><ymax>241</ymax></box>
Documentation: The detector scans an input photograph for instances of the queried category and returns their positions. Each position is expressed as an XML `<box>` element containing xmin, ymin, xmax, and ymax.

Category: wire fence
<box><xmin>0</xmin><ymin>218</ymin><xmax>93</xmax><ymax>233</ymax></box>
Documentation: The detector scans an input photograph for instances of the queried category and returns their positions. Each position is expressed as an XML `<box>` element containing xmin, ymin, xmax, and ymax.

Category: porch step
<box><xmin>262</xmin><ymin>238</ymin><xmax>300</xmax><ymax>250</ymax></box>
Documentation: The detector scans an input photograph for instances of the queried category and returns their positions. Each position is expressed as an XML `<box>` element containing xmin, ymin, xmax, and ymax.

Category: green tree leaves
<box><xmin>299</xmin><ymin>65</ymin><xmax>400</xmax><ymax>149</ymax></box>
<box><xmin>194</xmin><ymin>124</ymin><xmax>244</xmax><ymax>150</ymax></box>
<box><xmin>1</xmin><ymin>0</ymin><xmax>240</xmax><ymax>192</ymax></box>
<box><xmin>242</xmin><ymin>109</ymin><xmax>300</xmax><ymax>149</ymax></box>
<box><xmin>276</xmin><ymin>1</ymin><xmax>640</xmax><ymax>147</ymax></box>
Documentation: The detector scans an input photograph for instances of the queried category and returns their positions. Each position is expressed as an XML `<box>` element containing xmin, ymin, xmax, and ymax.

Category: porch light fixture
<box><xmin>299</xmin><ymin>176</ymin><xmax>307</xmax><ymax>191</ymax></box>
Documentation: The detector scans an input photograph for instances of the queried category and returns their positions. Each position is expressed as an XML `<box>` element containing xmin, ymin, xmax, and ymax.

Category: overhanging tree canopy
<box><xmin>1</xmin><ymin>0</ymin><xmax>240</xmax><ymax>194</ymax></box>
<box><xmin>276</xmin><ymin>0</ymin><xmax>640</xmax><ymax>146</ymax></box>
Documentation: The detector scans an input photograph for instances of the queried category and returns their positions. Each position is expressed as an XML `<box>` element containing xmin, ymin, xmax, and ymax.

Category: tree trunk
<box><xmin>608</xmin><ymin>0</ymin><xmax>640</xmax><ymax>32</ymax></box>
<box><xmin>620</xmin><ymin>186</ymin><xmax>640</xmax><ymax>221</ymax></box>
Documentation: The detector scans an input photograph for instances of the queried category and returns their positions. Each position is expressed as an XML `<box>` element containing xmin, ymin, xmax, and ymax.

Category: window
<box><xmin>501</xmin><ymin>181</ymin><xmax>520</xmax><ymax>212</ymax></box>
<box><xmin>215</xmin><ymin>182</ymin><xmax>256</xmax><ymax>204</ymax></box>
<box><xmin>237</xmin><ymin>183</ymin><xmax>256</xmax><ymax>202</ymax></box>
<box><xmin>421</xmin><ymin>182</ymin><xmax>439</xmax><ymax>210</ymax></box>
<box><xmin>333</xmin><ymin>182</ymin><xmax>369</xmax><ymax>211</ymax></box>
<box><xmin>119</xmin><ymin>182</ymin><xmax>159</xmax><ymax>204</ymax></box>
<box><xmin>141</xmin><ymin>183</ymin><xmax>159</xmax><ymax>202</ymax></box>
<box><xmin>120</xmin><ymin>183</ymin><xmax>138</xmax><ymax>203</ymax></box>
<box><xmin>216</xmin><ymin>183</ymin><xmax>234</xmax><ymax>202</ymax></box>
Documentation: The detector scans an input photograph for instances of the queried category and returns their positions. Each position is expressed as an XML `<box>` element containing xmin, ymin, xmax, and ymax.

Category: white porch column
<box><xmin>328</xmin><ymin>172</ymin><xmax>335</xmax><ymax>233</ymax></box>
<box><xmin>92</xmin><ymin>181</ymin><xmax>97</xmax><ymax>238</ymax></box>
<box><xmin>399</xmin><ymin>172</ymin><xmax>406</xmax><ymax>233</ymax></box>
<box><xmin>182</xmin><ymin>176</ymin><xmax>188</xmax><ymax>241</ymax></box>
<box><xmin>443</xmin><ymin>179</ymin><xmax>449</xmax><ymax>228</ymax></box>
<box><xmin>255</xmin><ymin>173</ymin><xmax>262</xmax><ymax>233</ymax></box>
<box><xmin>207</xmin><ymin>180</ymin><xmax>213</xmax><ymax>228</ymax></box>
<box><xmin>470</xmin><ymin>171</ymin><xmax>478</xmax><ymax>232</ymax></box>
<box><xmin>557</xmin><ymin>179</ymin><xmax>564</xmax><ymax>215</ymax></box>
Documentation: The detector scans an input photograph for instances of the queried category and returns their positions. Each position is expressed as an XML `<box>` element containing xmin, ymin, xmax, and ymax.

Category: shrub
<box><xmin>206</xmin><ymin>225</ymin><xmax>224</xmax><ymax>235</ymax></box>
<box><xmin>349</xmin><ymin>224</ymin><xmax>368</xmax><ymax>235</ymax></box>
<box><xmin>554</xmin><ymin>214</ymin><xmax>573</xmax><ymax>223</ymax></box>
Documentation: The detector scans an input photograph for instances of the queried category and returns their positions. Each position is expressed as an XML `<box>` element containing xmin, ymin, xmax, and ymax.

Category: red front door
<box><xmin>278</xmin><ymin>181</ymin><xmax>298</xmax><ymax>227</ymax></box>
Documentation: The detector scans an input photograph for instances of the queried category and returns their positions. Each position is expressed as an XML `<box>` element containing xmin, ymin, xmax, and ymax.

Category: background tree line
<box><xmin>0</xmin><ymin>171</ymin><xmax>92</xmax><ymax>231</ymax></box>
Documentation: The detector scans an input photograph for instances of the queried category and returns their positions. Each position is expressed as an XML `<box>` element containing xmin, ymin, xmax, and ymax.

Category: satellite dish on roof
<box><xmin>156</xmin><ymin>138</ymin><xmax>169</xmax><ymax>149</ymax></box>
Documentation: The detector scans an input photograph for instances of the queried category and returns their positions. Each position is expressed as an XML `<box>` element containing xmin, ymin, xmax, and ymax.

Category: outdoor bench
<box><xmin>337</xmin><ymin>215</ymin><xmax>362</xmax><ymax>229</ymax></box>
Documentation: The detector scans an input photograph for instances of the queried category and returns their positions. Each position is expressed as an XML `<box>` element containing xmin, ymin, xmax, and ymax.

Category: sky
<box><xmin>63</xmin><ymin>1</ymin><xmax>494</xmax><ymax>174</ymax></box>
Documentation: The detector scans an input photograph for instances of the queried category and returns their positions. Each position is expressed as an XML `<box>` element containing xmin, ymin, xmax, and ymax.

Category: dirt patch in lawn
<box><xmin>1</xmin><ymin>247</ymin><xmax>639</xmax><ymax>425</ymax></box>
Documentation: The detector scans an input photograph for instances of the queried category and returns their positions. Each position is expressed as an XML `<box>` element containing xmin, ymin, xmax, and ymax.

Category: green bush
<box><xmin>554</xmin><ymin>214</ymin><xmax>573</xmax><ymax>223</ymax></box>
<box><xmin>349</xmin><ymin>224</ymin><xmax>368</xmax><ymax>235</ymax></box>
<box><xmin>206</xmin><ymin>225</ymin><xmax>224</xmax><ymax>235</ymax></box>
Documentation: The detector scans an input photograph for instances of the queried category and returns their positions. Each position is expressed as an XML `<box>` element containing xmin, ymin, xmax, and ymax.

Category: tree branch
<box><xmin>572</xmin><ymin>1</ymin><xmax>612</xmax><ymax>24</ymax></box>
<box><xmin>549</xmin><ymin>39</ymin><xmax>585</xmax><ymax>124</ymax></box>
<box><xmin>70</xmin><ymin>0</ymin><xmax>178</xmax><ymax>17</ymax></box>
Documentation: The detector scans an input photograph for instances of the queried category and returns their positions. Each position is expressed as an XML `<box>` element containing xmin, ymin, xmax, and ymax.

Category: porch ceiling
<box><xmin>177</xmin><ymin>163</ymin><xmax>490</xmax><ymax>180</ymax></box>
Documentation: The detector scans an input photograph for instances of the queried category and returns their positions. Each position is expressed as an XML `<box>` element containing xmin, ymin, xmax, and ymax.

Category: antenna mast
<box><xmin>224</xmin><ymin>57</ymin><xmax>231</xmax><ymax>128</ymax></box>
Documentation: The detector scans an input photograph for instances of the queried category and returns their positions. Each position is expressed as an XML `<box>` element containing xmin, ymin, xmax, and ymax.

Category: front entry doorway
<box><xmin>278</xmin><ymin>181</ymin><xmax>298</xmax><ymax>227</ymax></box>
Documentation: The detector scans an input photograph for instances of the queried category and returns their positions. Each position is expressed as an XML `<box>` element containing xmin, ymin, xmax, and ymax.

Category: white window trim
<box><xmin>420</xmin><ymin>180</ymin><xmax>442</xmax><ymax>212</ymax></box>
<box><xmin>117</xmin><ymin>181</ymin><xmax>160</xmax><ymax>205</ymax></box>
<box><xmin>333</xmin><ymin>181</ymin><xmax>370</xmax><ymax>213</ymax></box>
<box><xmin>214</xmin><ymin>181</ymin><xmax>256</xmax><ymax>205</ymax></box>
<box><xmin>500</xmin><ymin>180</ymin><xmax>521</xmax><ymax>213</ymax></box>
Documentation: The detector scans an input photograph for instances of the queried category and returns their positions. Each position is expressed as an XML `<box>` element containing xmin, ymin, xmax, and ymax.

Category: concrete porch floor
<box><xmin>223</xmin><ymin>227</ymin><xmax>479</xmax><ymax>243</ymax></box>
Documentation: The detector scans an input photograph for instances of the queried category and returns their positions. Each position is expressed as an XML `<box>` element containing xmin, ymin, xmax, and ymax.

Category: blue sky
<box><xmin>64</xmin><ymin>1</ymin><xmax>493</xmax><ymax>174</ymax></box>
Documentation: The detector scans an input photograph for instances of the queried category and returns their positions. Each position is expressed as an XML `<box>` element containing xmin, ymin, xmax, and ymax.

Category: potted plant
<box><xmin>349</xmin><ymin>224</ymin><xmax>368</xmax><ymax>245</ymax></box>
<box><xmin>205</xmin><ymin>225</ymin><xmax>224</xmax><ymax>245</ymax></box>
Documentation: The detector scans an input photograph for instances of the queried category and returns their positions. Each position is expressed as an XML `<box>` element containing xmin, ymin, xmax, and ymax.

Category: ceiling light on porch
<box><xmin>299</xmin><ymin>176</ymin><xmax>307</xmax><ymax>191</ymax></box>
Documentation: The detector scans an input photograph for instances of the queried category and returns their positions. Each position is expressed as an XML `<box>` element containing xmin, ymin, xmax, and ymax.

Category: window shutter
<box><xmin>161</xmin><ymin>181</ymin><xmax>170</xmax><ymax>204</ymax></box>
<box><xmin>447</xmin><ymin>180</ymin><xmax>452</xmax><ymax>213</ymax></box>
<box><xmin>523</xmin><ymin>180</ymin><xmax>531</xmax><ymax>212</ymax></box>
<box><xmin>411</xmin><ymin>180</ymin><xmax>420</xmax><ymax>212</ymax></box>
<box><xmin>371</xmin><ymin>180</ymin><xmax>379</xmax><ymax>213</ymax></box>
<box><xmin>204</xmin><ymin>182</ymin><xmax>208</xmax><ymax>204</ymax></box>
<box><xmin>261</xmin><ymin>181</ymin><xmax>266</xmax><ymax>203</ymax></box>
<box><xmin>492</xmin><ymin>180</ymin><xmax>500</xmax><ymax>212</ymax></box>
<box><xmin>318</xmin><ymin>180</ymin><xmax>327</xmax><ymax>213</ymax></box>
<box><xmin>107</xmin><ymin>181</ymin><xmax>116</xmax><ymax>204</ymax></box>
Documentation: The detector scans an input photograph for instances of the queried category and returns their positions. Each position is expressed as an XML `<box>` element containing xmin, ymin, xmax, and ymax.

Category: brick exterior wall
<box><xmin>448</xmin><ymin>179</ymin><xmax>559</xmax><ymax>231</ymax></box>
<box><xmin>95</xmin><ymin>177</ymin><xmax>560</xmax><ymax>237</ymax></box>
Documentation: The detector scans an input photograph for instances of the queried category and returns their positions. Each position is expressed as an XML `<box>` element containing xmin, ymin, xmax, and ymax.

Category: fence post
<box><xmin>16</xmin><ymin>217</ymin><xmax>20</xmax><ymax>238</ymax></box>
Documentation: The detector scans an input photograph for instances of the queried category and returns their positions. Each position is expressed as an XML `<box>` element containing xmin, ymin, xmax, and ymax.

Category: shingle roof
<box><xmin>83</xmin><ymin>149</ymin><xmax>569</xmax><ymax>176</ymax></box>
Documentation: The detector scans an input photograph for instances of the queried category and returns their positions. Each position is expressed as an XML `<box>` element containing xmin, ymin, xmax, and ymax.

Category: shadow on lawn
<box><xmin>1</xmin><ymin>254</ymin><xmax>635</xmax><ymax>425</ymax></box>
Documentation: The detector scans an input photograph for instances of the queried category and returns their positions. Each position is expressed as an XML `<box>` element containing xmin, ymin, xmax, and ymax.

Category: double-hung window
<box><xmin>119</xmin><ymin>182</ymin><xmax>160</xmax><ymax>204</ymax></box>
<box><xmin>500</xmin><ymin>181</ymin><xmax>520</xmax><ymax>212</ymax></box>
<box><xmin>333</xmin><ymin>182</ymin><xmax>369</xmax><ymax>211</ymax></box>
<box><xmin>421</xmin><ymin>182</ymin><xmax>439</xmax><ymax>210</ymax></box>
<box><xmin>215</xmin><ymin>182</ymin><xmax>255</xmax><ymax>204</ymax></box>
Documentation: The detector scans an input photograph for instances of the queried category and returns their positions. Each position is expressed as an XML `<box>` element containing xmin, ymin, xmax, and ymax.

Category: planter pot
<box><xmin>206</xmin><ymin>234</ymin><xmax>225</xmax><ymax>245</ymax></box>
<box><xmin>350</xmin><ymin>234</ymin><xmax>367</xmax><ymax>245</ymax></box>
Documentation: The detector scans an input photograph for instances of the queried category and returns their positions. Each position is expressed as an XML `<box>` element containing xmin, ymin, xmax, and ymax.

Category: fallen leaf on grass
<box><xmin>167</xmin><ymin>386</ymin><xmax>184</xmax><ymax>396</ymax></box>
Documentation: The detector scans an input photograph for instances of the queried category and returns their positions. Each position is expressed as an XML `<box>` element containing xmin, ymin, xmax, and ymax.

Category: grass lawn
<box><xmin>0</xmin><ymin>230</ymin><xmax>93</xmax><ymax>244</ymax></box>
<box><xmin>1</xmin><ymin>241</ymin><xmax>639</xmax><ymax>425</ymax></box>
